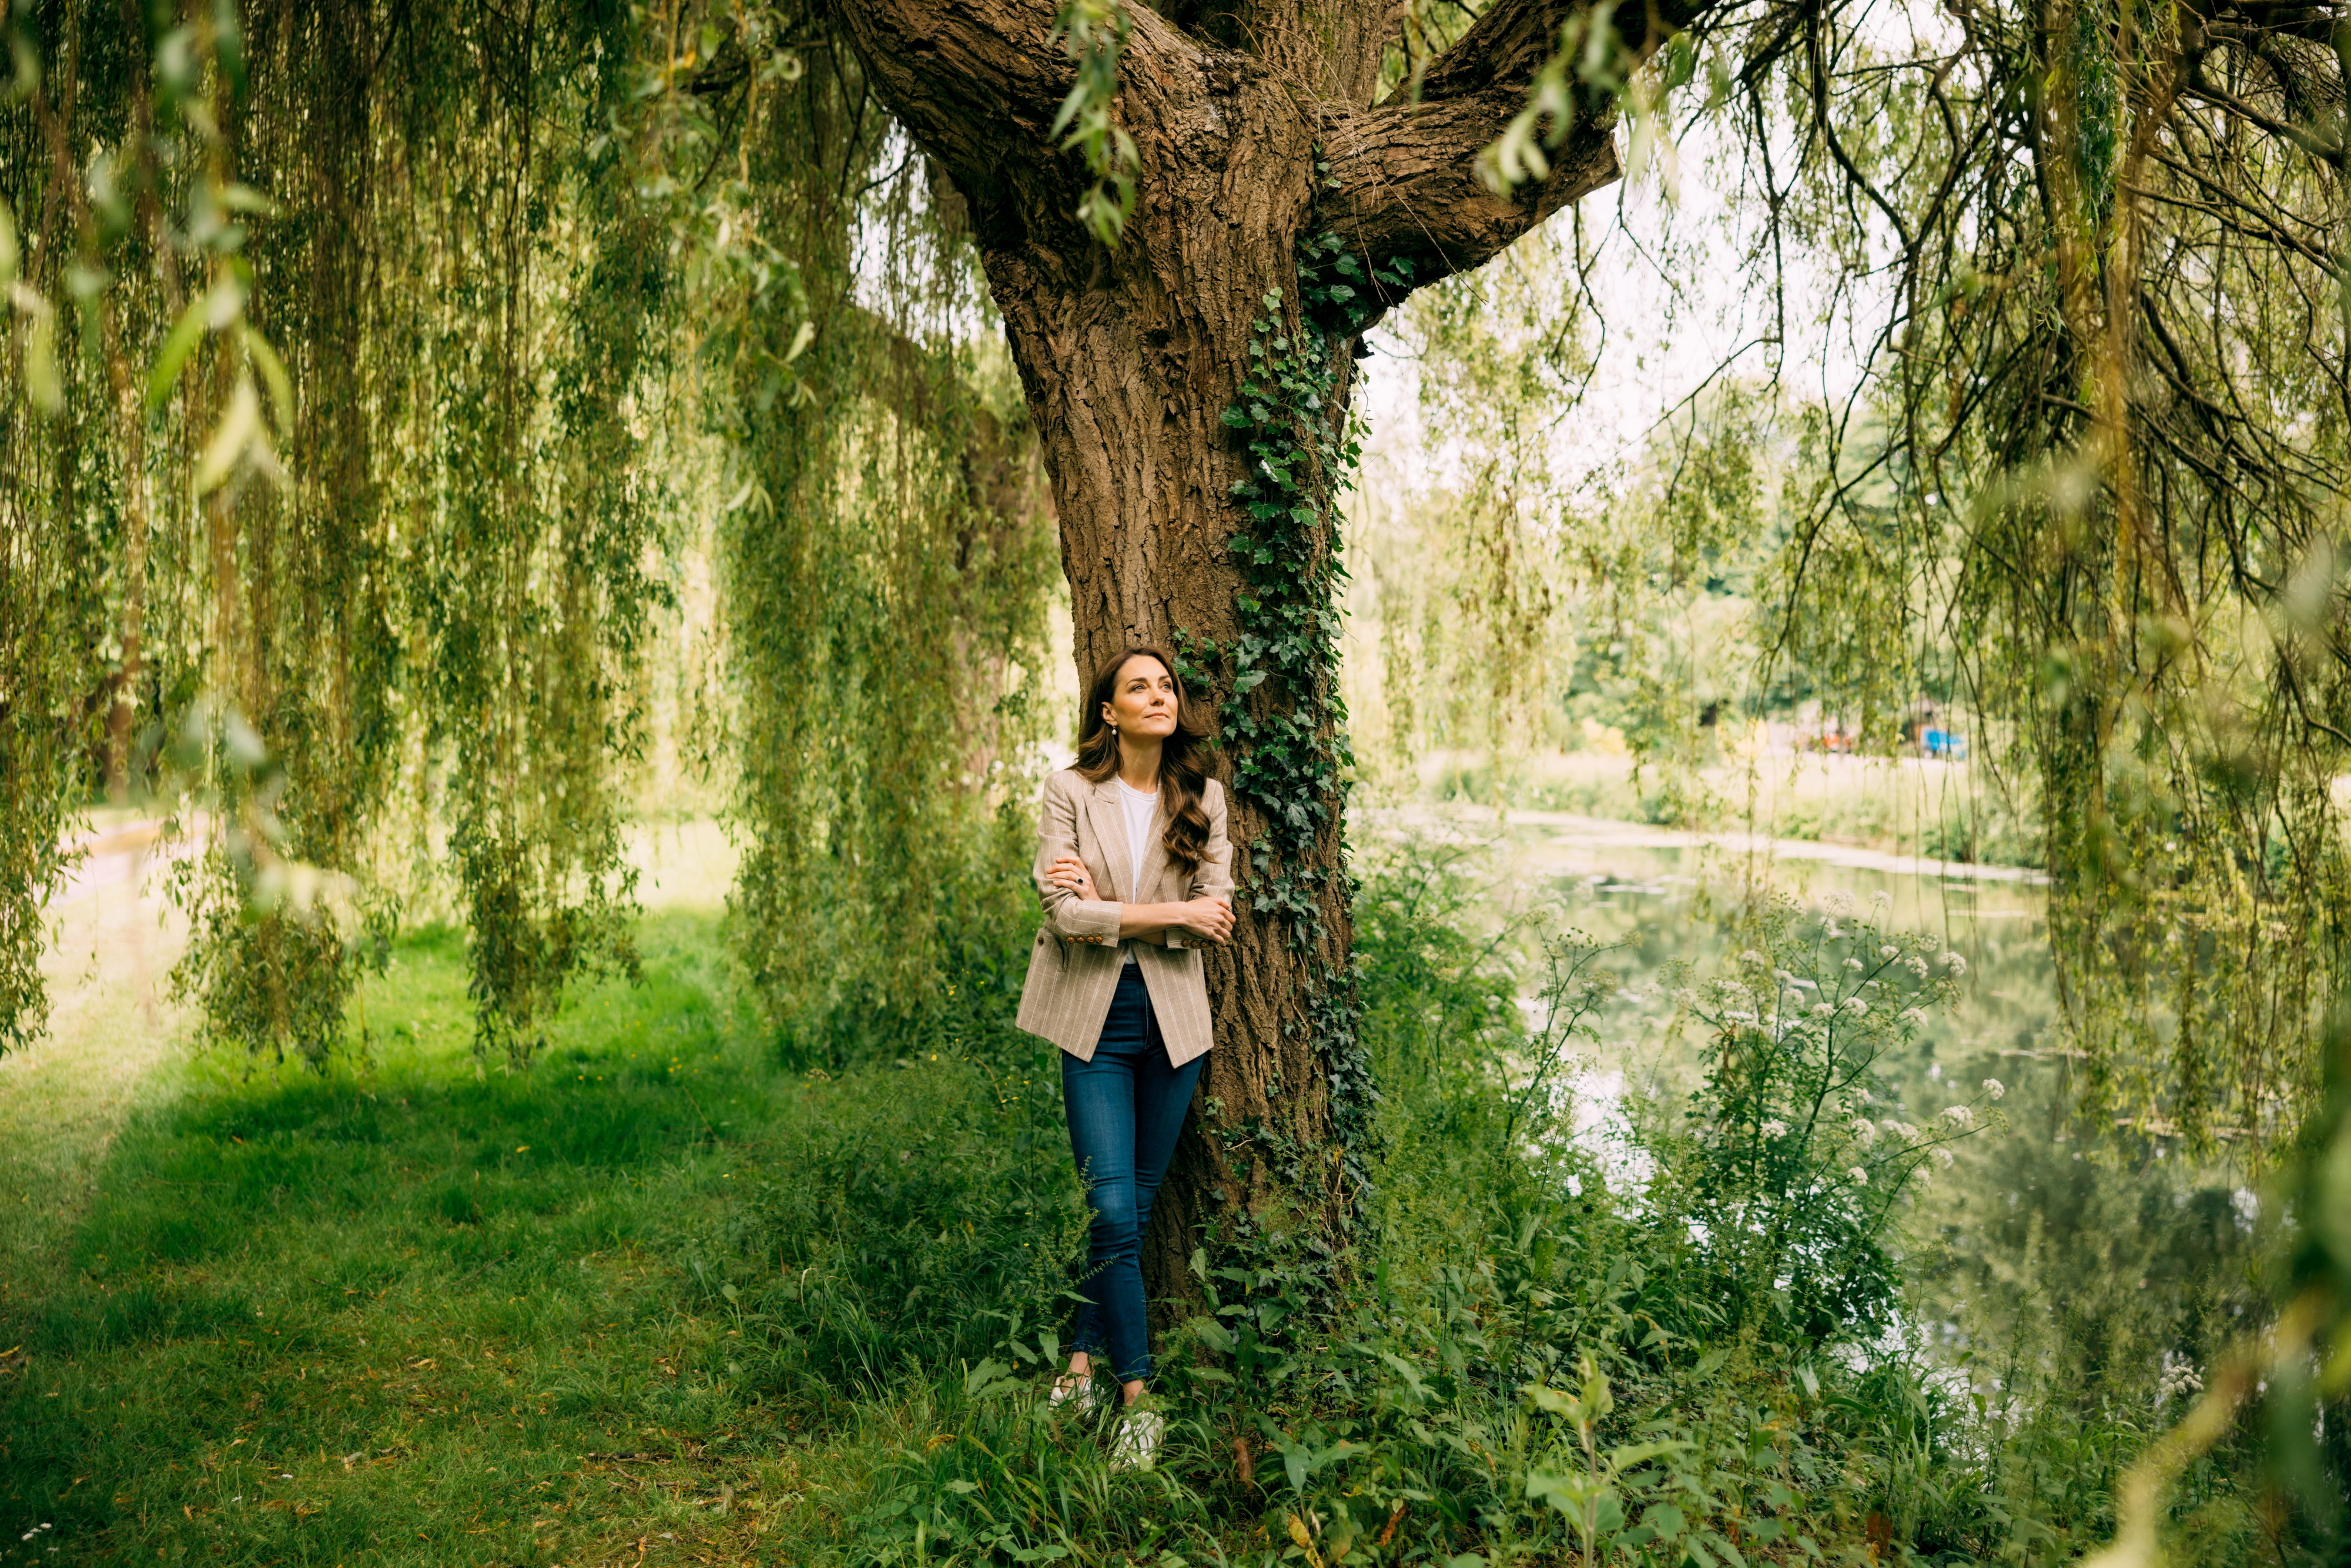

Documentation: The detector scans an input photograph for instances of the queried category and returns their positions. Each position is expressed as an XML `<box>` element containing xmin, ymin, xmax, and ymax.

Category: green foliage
<box><xmin>1202</xmin><ymin>221</ymin><xmax>1403</xmax><ymax>940</ymax></box>
<box><xmin>1642</xmin><ymin>894</ymin><xmax>1984</xmax><ymax>1347</ymax></box>
<box><xmin>0</xmin><ymin>5</ymin><xmax>1062</xmax><ymax>1073</ymax></box>
<box><xmin>6</xmin><ymin>862</ymin><xmax>2335</xmax><ymax>1564</ymax></box>
<box><xmin>729</xmin><ymin>1043</ymin><xmax>1090</xmax><ymax>1403</ymax></box>
<box><xmin>1696</xmin><ymin>0</ymin><xmax>2351</xmax><ymax>1145</ymax></box>
<box><xmin>0</xmin><ymin>6</ymin><xmax>686</xmax><ymax>1065</ymax></box>
<box><xmin>1048</xmin><ymin>0</ymin><xmax>1140</xmax><ymax>246</ymax></box>
<box><xmin>1170</xmin><ymin>209</ymin><xmax>1418</xmax><ymax>1249</ymax></box>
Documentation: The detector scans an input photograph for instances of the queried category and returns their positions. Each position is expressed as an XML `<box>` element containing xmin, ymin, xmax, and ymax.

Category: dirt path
<box><xmin>0</xmin><ymin>842</ymin><xmax>190</xmax><ymax>1309</ymax></box>
<box><xmin>1380</xmin><ymin>803</ymin><xmax>2052</xmax><ymax>884</ymax></box>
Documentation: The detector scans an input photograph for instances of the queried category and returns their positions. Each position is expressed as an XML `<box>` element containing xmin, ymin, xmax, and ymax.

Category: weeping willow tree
<box><xmin>2</xmin><ymin>0</ymin><xmax>2347</xmax><ymax>1298</ymax></box>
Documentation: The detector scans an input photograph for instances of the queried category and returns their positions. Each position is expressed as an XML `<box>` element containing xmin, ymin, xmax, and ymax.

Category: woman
<box><xmin>1017</xmin><ymin>645</ymin><xmax>1234</xmax><ymax>1469</ymax></box>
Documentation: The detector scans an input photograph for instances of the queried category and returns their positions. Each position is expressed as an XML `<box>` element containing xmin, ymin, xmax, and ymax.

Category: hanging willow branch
<box><xmin>0</xmin><ymin>0</ymin><xmax>1057</xmax><ymax>1066</ymax></box>
<box><xmin>1680</xmin><ymin>0</ymin><xmax>2351</xmax><ymax>1146</ymax></box>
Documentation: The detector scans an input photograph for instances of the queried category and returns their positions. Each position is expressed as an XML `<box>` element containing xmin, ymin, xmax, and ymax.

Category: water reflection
<box><xmin>1398</xmin><ymin>812</ymin><xmax>2265</xmax><ymax>1406</ymax></box>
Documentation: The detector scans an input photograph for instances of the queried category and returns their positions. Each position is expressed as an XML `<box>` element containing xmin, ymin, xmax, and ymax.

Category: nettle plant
<box><xmin>1650</xmin><ymin>892</ymin><xmax>2003</xmax><ymax>1348</ymax></box>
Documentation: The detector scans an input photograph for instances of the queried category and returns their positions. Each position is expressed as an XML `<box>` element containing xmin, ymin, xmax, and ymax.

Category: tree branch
<box><xmin>1318</xmin><ymin>0</ymin><xmax>1683</xmax><ymax>293</ymax></box>
<box><xmin>1321</xmin><ymin>93</ymin><xmax>1617</xmax><ymax>291</ymax></box>
<box><xmin>827</xmin><ymin>0</ymin><xmax>1180</xmax><ymax>177</ymax></box>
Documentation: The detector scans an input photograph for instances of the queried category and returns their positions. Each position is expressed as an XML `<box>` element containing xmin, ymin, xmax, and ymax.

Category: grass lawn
<box><xmin>1</xmin><ymin>910</ymin><xmax>943</xmax><ymax>1567</ymax></box>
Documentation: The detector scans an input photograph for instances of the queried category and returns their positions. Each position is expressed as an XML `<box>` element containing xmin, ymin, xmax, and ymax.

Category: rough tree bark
<box><xmin>825</xmin><ymin>0</ymin><xmax>1639</xmax><ymax>1301</ymax></box>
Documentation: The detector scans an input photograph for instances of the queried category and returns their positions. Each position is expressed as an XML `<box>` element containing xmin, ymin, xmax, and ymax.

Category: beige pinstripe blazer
<box><xmin>1015</xmin><ymin>769</ymin><xmax>1233</xmax><ymax>1066</ymax></box>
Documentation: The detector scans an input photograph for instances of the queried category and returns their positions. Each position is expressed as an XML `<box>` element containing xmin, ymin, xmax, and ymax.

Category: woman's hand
<box><xmin>1173</xmin><ymin>895</ymin><xmax>1234</xmax><ymax>944</ymax></box>
<box><xmin>1047</xmin><ymin>856</ymin><xmax>1100</xmax><ymax>902</ymax></box>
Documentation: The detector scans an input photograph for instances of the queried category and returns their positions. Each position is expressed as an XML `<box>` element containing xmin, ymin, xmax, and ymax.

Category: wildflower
<box><xmin>1869</xmin><ymin>891</ymin><xmax>1893</xmax><ymax>910</ymax></box>
<box><xmin>1851</xmin><ymin>1117</ymin><xmax>1877</xmax><ymax>1144</ymax></box>
<box><xmin>1845</xmin><ymin>1165</ymin><xmax>1868</xmax><ymax>1185</ymax></box>
<box><xmin>1761</xmin><ymin>1119</ymin><xmax>1788</xmax><ymax>1138</ymax></box>
<box><xmin>1879</xmin><ymin>944</ymin><xmax>1898</xmax><ymax>959</ymax></box>
<box><xmin>1773</xmin><ymin>968</ymin><xmax>1796</xmax><ymax>984</ymax></box>
<box><xmin>1906</xmin><ymin>955</ymin><xmax>1930</xmax><ymax>978</ymax></box>
<box><xmin>1943</xmin><ymin>952</ymin><xmax>1969</xmax><ymax>976</ymax></box>
<box><xmin>1811</xmin><ymin>1001</ymin><xmax>1834</xmax><ymax>1018</ymax></box>
<box><xmin>1824</xmin><ymin>891</ymin><xmax>1856</xmax><ymax>916</ymax></box>
<box><xmin>1933</xmin><ymin>1147</ymin><xmax>1955</xmax><ymax>1168</ymax></box>
<box><xmin>1982</xmin><ymin>1077</ymin><xmax>2005</xmax><ymax>1100</ymax></box>
<box><xmin>1882</xmin><ymin>1119</ymin><xmax>1915</xmax><ymax>1140</ymax></box>
<box><xmin>1898</xmin><ymin>1006</ymin><xmax>1927</xmax><ymax>1028</ymax></box>
<box><xmin>1739</xmin><ymin>950</ymin><xmax>1767</xmax><ymax>967</ymax></box>
<box><xmin>1941</xmin><ymin>1104</ymin><xmax>1975</xmax><ymax>1127</ymax></box>
<box><xmin>1844</xmin><ymin>957</ymin><xmax>1864</xmax><ymax>971</ymax></box>
<box><xmin>1842</xmin><ymin>996</ymin><xmax>1868</xmax><ymax>1016</ymax></box>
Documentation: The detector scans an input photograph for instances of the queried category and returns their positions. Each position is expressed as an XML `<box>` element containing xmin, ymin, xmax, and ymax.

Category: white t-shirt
<box><xmin>1115</xmin><ymin>777</ymin><xmax>1157</xmax><ymax>964</ymax></box>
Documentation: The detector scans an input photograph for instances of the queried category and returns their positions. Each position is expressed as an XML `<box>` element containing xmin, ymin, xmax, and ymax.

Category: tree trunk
<box><xmin>826</xmin><ymin>0</ymin><xmax>1636</xmax><ymax>1305</ymax></box>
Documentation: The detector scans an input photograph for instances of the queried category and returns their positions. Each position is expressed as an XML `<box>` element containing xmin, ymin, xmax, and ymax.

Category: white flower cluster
<box><xmin>1881</xmin><ymin>1119</ymin><xmax>1916</xmax><ymax>1140</ymax></box>
<box><xmin>1933</xmin><ymin>1147</ymin><xmax>1955</xmax><ymax>1168</ymax></box>
<box><xmin>1982</xmin><ymin>1077</ymin><xmax>2005</xmax><ymax>1100</ymax></box>
<box><xmin>1879</xmin><ymin>944</ymin><xmax>1899</xmax><ymax>959</ymax></box>
<box><xmin>1906</xmin><ymin>955</ymin><xmax>1931</xmax><ymax>978</ymax></box>
<box><xmin>1738</xmin><ymin>949</ymin><xmax>1768</xmax><ymax>967</ymax></box>
<box><xmin>1842</xmin><ymin>996</ymin><xmax>1868</xmax><ymax>1016</ymax></box>
<box><xmin>1898</xmin><ymin>1007</ymin><xmax>1928</xmax><ymax>1028</ymax></box>
<box><xmin>1761</xmin><ymin>1118</ymin><xmax>1789</xmax><ymax>1138</ymax></box>
<box><xmin>1942</xmin><ymin>952</ymin><xmax>1969</xmax><ymax>976</ymax></box>
<box><xmin>1845</xmin><ymin>1165</ymin><xmax>1868</xmax><ymax>1185</ymax></box>
<box><xmin>1941</xmin><ymin>1104</ymin><xmax>1975</xmax><ymax>1127</ymax></box>
<box><xmin>1851</xmin><ymin>1117</ymin><xmax>1877</xmax><ymax>1145</ymax></box>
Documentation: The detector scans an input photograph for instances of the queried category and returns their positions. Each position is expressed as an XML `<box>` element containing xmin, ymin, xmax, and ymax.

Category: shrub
<box><xmin>728</xmin><ymin>1051</ymin><xmax>1089</xmax><ymax>1408</ymax></box>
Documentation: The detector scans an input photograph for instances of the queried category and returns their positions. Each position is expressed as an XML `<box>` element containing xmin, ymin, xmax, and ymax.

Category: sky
<box><xmin>1357</xmin><ymin>109</ymin><xmax>1901</xmax><ymax>504</ymax></box>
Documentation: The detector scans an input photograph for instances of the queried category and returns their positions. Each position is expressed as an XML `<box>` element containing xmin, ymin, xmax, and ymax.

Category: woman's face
<box><xmin>1102</xmin><ymin>655</ymin><xmax>1179</xmax><ymax>742</ymax></box>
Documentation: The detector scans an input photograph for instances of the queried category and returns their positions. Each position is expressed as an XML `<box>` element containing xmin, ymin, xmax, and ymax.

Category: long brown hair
<box><xmin>1074</xmin><ymin>645</ymin><xmax>1214</xmax><ymax>875</ymax></box>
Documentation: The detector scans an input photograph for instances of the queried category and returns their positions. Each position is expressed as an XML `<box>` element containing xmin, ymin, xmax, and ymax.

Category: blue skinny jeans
<box><xmin>1061</xmin><ymin>965</ymin><xmax>1205</xmax><ymax>1384</ymax></box>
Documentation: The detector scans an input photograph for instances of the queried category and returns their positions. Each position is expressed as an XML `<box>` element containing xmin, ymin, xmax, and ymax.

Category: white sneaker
<box><xmin>1110</xmin><ymin>1408</ymin><xmax>1164</xmax><ymax>1470</ymax></box>
<box><xmin>1049</xmin><ymin>1372</ymin><xmax>1098</xmax><ymax>1414</ymax></box>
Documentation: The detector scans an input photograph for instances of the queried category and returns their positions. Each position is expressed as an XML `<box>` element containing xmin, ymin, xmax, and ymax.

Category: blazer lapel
<box><xmin>1086</xmin><ymin>778</ymin><xmax>1133</xmax><ymax>902</ymax></box>
<box><xmin>1135</xmin><ymin>794</ymin><xmax>1171</xmax><ymax>902</ymax></box>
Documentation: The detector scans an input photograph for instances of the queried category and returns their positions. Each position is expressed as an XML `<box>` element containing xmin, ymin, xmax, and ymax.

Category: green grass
<box><xmin>2</xmin><ymin>867</ymin><xmax>2310</xmax><ymax>1567</ymax></box>
<box><xmin>0</xmin><ymin>912</ymin><xmax>899</xmax><ymax>1566</ymax></box>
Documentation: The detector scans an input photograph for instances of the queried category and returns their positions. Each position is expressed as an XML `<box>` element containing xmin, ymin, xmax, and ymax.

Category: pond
<box><xmin>1375</xmin><ymin>808</ymin><xmax>2266</xmax><ymax>1418</ymax></box>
